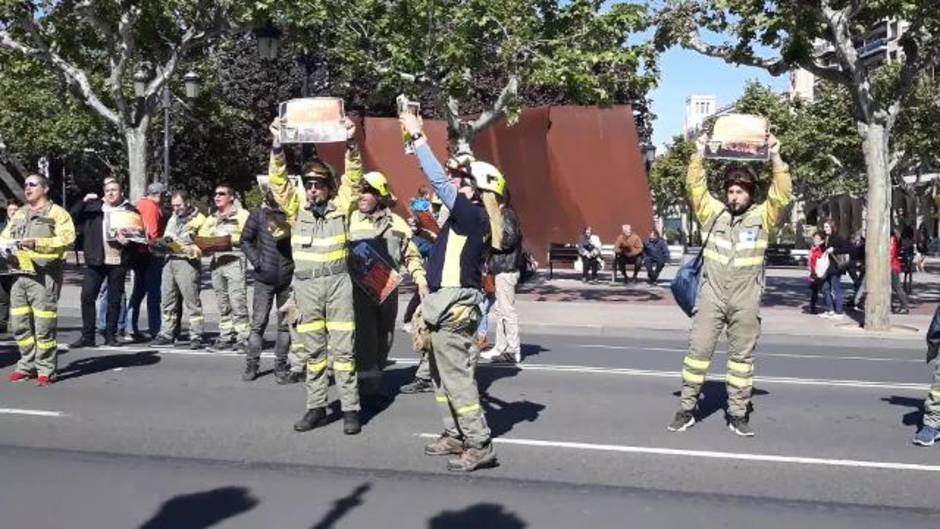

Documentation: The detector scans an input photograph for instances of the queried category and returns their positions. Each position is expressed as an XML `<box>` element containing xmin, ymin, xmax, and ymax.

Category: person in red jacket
<box><xmin>890</xmin><ymin>231</ymin><xmax>911</xmax><ymax>314</ymax></box>
<box><xmin>807</xmin><ymin>232</ymin><xmax>828</xmax><ymax>314</ymax></box>
<box><xmin>127</xmin><ymin>183</ymin><xmax>167</xmax><ymax>339</ymax></box>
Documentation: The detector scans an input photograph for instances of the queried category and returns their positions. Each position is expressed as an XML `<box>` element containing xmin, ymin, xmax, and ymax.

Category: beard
<box><xmin>727</xmin><ymin>201</ymin><xmax>750</xmax><ymax>215</ymax></box>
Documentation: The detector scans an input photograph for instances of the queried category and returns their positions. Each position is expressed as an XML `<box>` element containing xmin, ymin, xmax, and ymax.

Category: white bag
<box><xmin>814</xmin><ymin>253</ymin><xmax>830</xmax><ymax>278</ymax></box>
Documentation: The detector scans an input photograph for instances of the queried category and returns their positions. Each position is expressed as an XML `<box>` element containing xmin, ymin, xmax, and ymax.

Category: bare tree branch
<box><xmin>471</xmin><ymin>75</ymin><xmax>520</xmax><ymax>133</ymax></box>
<box><xmin>684</xmin><ymin>31</ymin><xmax>789</xmax><ymax>76</ymax></box>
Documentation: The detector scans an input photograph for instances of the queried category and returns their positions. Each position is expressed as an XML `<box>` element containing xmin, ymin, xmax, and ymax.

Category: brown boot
<box><xmin>446</xmin><ymin>442</ymin><xmax>496</xmax><ymax>472</ymax></box>
<box><xmin>424</xmin><ymin>433</ymin><xmax>465</xmax><ymax>456</ymax></box>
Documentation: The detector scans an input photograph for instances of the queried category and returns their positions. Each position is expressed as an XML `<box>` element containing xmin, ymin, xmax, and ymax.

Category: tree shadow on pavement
<box><xmin>138</xmin><ymin>486</ymin><xmax>258</xmax><ymax>529</ymax></box>
<box><xmin>881</xmin><ymin>395</ymin><xmax>924</xmax><ymax>426</ymax></box>
<box><xmin>309</xmin><ymin>483</ymin><xmax>371</xmax><ymax>529</ymax></box>
<box><xmin>57</xmin><ymin>350</ymin><xmax>161</xmax><ymax>382</ymax></box>
<box><xmin>672</xmin><ymin>381</ymin><xmax>769</xmax><ymax>421</ymax></box>
<box><xmin>478</xmin><ymin>366</ymin><xmax>546</xmax><ymax>437</ymax></box>
<box><xmin>428</xmin><ymin>502</ymin><xmax>526</xmax><ymax>529</ymax></box>
<box><xmin>1</xmin><ymin>347</ymin><xmax>18</xmax><ymax>369</ymax></box>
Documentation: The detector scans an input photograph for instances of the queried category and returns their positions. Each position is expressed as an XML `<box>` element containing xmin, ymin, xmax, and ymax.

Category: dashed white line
<box><xmin>416</xmin><ymin>434</ymin><xmax>940</xmax><ymax>473</ymax></box>
<box><xmin>0</xmin><ymin>408</ymin><xmax>66</xmax><ymax>417</ymax></box>
<box><xmin>580</xmin><ymin>344</ymin><xmax>922</xmax><ymax>363</ymax></box>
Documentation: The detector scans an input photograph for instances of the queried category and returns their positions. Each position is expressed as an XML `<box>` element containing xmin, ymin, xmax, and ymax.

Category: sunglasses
<box><xmin>360</xmin><ymin>186</ymin><xmax>379</xmax><ymax>195</ymax></box>
<box><xmin>304</xmin><ymin>180</ymin><xmax>329</xmax><ymax>190</ymax></box>
<box><xmin>214</xmin><ymin>191</ymin><xmax>229</xmax><ymax>197</ymax></box>
<box><xmin>24</xmin><ymin>181</ymin><xmax>41</xmax><ymax>188</ymax></box>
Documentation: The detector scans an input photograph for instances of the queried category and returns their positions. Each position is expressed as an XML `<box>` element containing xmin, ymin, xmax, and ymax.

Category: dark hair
<box><xmin>722</xmin><ymin>166</ymin><xmax>756</xmax><ymax>195</ymax></box>
<box><xmin>171</xmin><ymin>190</ymin><xmax>189</xmax><ymax>202</ymax></box>
<box><xmin>215</xmin><ymin>183</ymin><xmax>235</xmax><ymax>195</ymax></box>
<box><xmin>6</xmin><ymin>198</ymin><xmax>22</xmax><ymax>207</ymax></box>
<box><xmin>823</xmin><ymin>218</ymin><xmax>837</xmax><ymax>235</ymax></box>
<box><xmin>813</xmin><ymin>230</ymin><xmax>825</xmax><ymax>240</ymax></box>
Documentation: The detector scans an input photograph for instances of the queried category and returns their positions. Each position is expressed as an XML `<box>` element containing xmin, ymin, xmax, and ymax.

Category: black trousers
<box><xmin>81</xmin><ymin>264</ymin><xmax>128</xmax><ymax>340</ymax></box>
<box><xmin>645</xmin><ymin>259</ymin><xmax>665</xmax><ymax>282</ymax></box>
<box><xmin>616</xmin><ymin>254</ymin><xmax>643</xmax><ymax>280</ymax></box>
<box><xmin>403</xmin><ymin>291</ymin><xmax>422</xmax><ymax>324</ymax></box>
<box><xmin>248</xmin><ymin>280</ymin><xmax>291</xmax><ymax>363</ymax></box>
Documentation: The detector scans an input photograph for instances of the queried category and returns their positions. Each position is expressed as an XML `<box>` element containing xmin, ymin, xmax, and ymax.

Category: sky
<box><xmin>648</xmin><ymin>46</ymin><xmax>790</xmax><ymax>154</ymax></box>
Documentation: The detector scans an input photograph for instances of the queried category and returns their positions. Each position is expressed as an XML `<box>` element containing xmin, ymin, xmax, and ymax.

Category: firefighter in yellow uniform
<box><xmin>198</xmin><ymin>184</ymin><xmax>251</xmax><ymax>351</ymax></box>
<box><xmin>667</xmin><ymin>132</ymin><xmax>791</xmax><ymax>438</ymax></box>
<box><xmin>2</xmin><ymin>174</ymin><xmax>75</xmax><ymax>386</ymax></box>
<box><xmin>150</xmin><ymin>191</ymin><xmax>208</xmax><ymax>349</ymax></box>
<box><xmin>268</xmin><ymin>116</ymin><xmax>364</xmax><ymax>435</ymax></box>
<box><xmin>349</xmin><ymin>171</ymin><xmax>429</xmax><ymax>408</ymax></box>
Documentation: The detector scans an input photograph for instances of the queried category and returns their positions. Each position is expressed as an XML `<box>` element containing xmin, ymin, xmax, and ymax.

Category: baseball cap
<box><xmin>146</xmin><ymin>182</ymin><xmax>167</xmax><ymax>195</ymax></box>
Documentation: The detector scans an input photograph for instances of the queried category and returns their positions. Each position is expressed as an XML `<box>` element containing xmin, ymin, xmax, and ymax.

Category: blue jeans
<box><xmin>128</xmin><ymin>257</ymin><xmax>164</xmax><ymax>336</ymax></box>
<box><xmin>476</xmin><ymin>295</ymin><xmax>494</xmax><ymax>338</ymax></box>
<box><xmin>96</xmin><ymin>281</ymin><xmax>128</xmax><ymax>334</ymax></box>
<box><xmin>825</xmin><ymin>272</ymin><xmax>844</xmax><ymax>314</ymax></box>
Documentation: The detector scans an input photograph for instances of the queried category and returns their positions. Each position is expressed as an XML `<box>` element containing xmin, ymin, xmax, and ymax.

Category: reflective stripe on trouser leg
<box><xmin>211</xmin><ymin>262</ymin><xmax>233</xmax><ymax>341</ymax></box>
<box><xmin>430</xmin><ymin>323</ymin><xmax>490</xmax><ymax>448</ymax></box>
<box><xmin>679</xmin><ymin>288</ymin><xmax>725</xmax><ymax>413</ymax></box>
<box><xmin>725</xmin><ymin>305</ymin><xmax>760</xmax><ymax>418</ymax></box>
<box><xmin>178</xmin><ymin>260</ymin><xmax>204</xmax><ymax>338</ymax></box>
<box><xmin>10</xmin><ymin>277</ymin><xmax>36</xmax><ymax>373</ymax></box>
<box><xmin>325</xmin><ymin>274</ymin><xmax>358</xmax><ymax>412</ymax></box>
<box><xmin>428</xmin><ymin>347</ymin><xmax>460</xmax><ymax>438</ymax></box>
<box><xmin>159</xmin><ymin>260</ymin><xmax>181</xmax><ymax>339</ymax></box>
<box><xmin>923</xmin><ymin>360</ymin><xmax>940</xmax><ymax>429</ymax></box>
<box><xmin>221</xmin><ymin>258</ymin><xmax>249</xmax><ymax>341</ymax></box>
<box><xmin>34</xmin><ymin>271</ymin><xmax>62</xmax><ymax>376</ymax></box>
<box><xmin>294</xmin><ymin>276</ymin><xmax>330</xmax><ymax>410</ymax></box>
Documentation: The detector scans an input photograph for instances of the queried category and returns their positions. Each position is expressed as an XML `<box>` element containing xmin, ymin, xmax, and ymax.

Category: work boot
<box><xmin>424</xmin><ymin>433</ymin><xmax>465</xmax><ymax>456</ymax></box>
<box><xmin>209</xmin><ymin>338</ymin><xmax>233</xmax><ymax>351</ymax></box>
<box><xmin>400</xmin><ymin>378</ymin><xmax>433</xmax><ymax>394</ymax></box>
<box><xmin>189</xmin><ymin>337</ymin><xmax>204</xmax><ymax>350</ymax></box>
<box><xmin>242</xmin><ymin>359</ymin><xmax>259</xmax><ymax>382</ymax></box>
<box><xmin>727</xmin><ymin>416</ymin><xmax>755</xmax><ymax>437</ymax></box>
<box><xmin>287</xmin><ymin>371</ymin><xmax>304</xmax><ymax>384</ymax></box>
<box><xmin>913</xmin><ymin>425</ymin><xmax>940</xmax><ymax>447</ymax></box>
<box><xmin>343</xmin><ymin>411</ymin><xmax>361</xmax><ymax>435</ymax></box>
<box><xmin>293</xmin><ymin>407</ymin><xmax>327</xmax><ymax>432</ymax></box>
<box><xmin>446</xmin><ymin>443</ymin><xmax>496</xmax><ymax>472</ymax></box>
<box><xmin>666</xmin><ymin>410</ymin><xmax>696</xmax><ymax>432</ymax></box>
<box><xmin>103</xmin><ymin>335</ymin><xmax>121</xmax><ymax>347</ymax></box>
<box><xmin>274</xmin><ymin>362</ymin><xmax>290</xmax><ymax>384</ymax></box>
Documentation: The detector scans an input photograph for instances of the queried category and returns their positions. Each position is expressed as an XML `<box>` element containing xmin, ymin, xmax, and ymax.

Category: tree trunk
<box><xmin>862</xmin><ymin>122</ymin><xmax>892</xmax><ymax>331</ymax></box>
<box><xmin>125</xmin><ymin>126</ymin><xmax>148</xmax><ymax>200</ymax></box>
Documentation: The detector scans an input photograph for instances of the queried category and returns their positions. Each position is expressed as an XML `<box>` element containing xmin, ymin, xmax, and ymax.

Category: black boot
<box><xmin>242</xmin><ymin>359</ymin><xmax>259</xmax><ymax>382</ymax></box>
<box><xmin>343</xmin><ymin>411</ymin><xmax>361</xmax><ymax>435</ymax></box>
<box><xmin>293</xmin><ymin>407</ymin><xmax>327</xmax><ymax>432</ymax></box>
<box><xmin>274</xmin><ymin>360</ymin><xmax>290</xmax><ymax>385</ymax></box>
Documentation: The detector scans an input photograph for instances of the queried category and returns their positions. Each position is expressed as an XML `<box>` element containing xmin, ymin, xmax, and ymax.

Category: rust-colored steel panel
<box><xmin>312</xmin><ymin>106</ymin><xmax>653</xmax><ymax>260</ymax></box>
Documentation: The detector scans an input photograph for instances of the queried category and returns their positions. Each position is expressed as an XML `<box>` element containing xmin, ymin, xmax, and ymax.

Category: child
<box><xmin>808</xmin><ymin>231</ymin><xmax>829</xmax><ymax>314</ymax></box>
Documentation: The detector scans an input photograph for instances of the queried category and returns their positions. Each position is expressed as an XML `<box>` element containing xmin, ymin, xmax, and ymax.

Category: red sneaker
<box><xmin>8</xmin><ymin>371</ymin><xmax>32</xmax><ymax>383</ymax></box>
<box><xmin>36</xmin><ymin>375</ymin><xmax>53</xmax><ymax>387</ymax></box>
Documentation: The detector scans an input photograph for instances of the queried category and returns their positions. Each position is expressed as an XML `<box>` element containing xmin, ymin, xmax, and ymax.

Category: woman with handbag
<box><xmin>821</xmin><ymin>219</ymin><xmax>850</xmax><ymax>320</ymax></box>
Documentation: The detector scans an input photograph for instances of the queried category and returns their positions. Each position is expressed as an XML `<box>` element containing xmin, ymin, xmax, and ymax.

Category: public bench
<box><xmin>547</xmin><ymin>242</ymin><xmax>615</xmax><ymax>281</ymax></box>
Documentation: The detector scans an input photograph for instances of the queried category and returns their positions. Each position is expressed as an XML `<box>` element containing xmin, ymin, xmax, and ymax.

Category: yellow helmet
<box><xmin>468</xmin><ymin>161</ymin><xmax>506</xmax><ymax>196</ymax></box>
<box><xmin>362</xmin><ymin>171</ymin><xmax>391</xmax><ymax>198</ymax></box>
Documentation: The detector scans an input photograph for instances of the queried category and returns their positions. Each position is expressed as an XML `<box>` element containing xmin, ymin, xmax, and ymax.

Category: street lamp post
<box><xmin>162</xmin><ymin>71</ymin><xmax>202</xmax><ymax>187</ymax></box>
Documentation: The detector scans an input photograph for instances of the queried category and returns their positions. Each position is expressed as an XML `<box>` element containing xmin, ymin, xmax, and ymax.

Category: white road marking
<box><xmin>0</xmin><ymin>408</ymin><xmax>66</xmax><ymax>417</ymax></box>
<box><xmin>416</xmin><ymin>434</ymin><xmax>940</xmax><ymax>473</ymax></box>
<box><xmin>124</xmin><ymin>349</ymin><xmax>931</xmax><ymax>391</ymax></box>
<box><xmin>580</xmin><ymin>344</ymin><xmax>923</xmax><ymax>363</ymax></box>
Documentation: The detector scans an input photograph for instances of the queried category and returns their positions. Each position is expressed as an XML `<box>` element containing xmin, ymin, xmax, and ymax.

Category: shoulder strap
<box><xmin>693</xmin><ymin>213</ymin><xmax>720</xmax><ymax>265</ymax></box>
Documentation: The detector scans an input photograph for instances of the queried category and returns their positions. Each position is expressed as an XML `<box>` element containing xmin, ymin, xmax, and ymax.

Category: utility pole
<box><xmin>163</xmin><ymin>86</ymin><xmax>171</xmax><ymax>186</ymax></box>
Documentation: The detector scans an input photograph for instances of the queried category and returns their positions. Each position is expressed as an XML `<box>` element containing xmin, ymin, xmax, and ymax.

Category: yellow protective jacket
<box><xmin>687</xmin><ymin>153</ymin><xmax>792</xmax><ymax>303</ymax></box>
<box><xmin>0</xmin><ymin>202</ymin><xmax>75</xmax><ymax>272</ymax></box>
<box><xmin>198</xmin><ymin>204</ymin><xmax>250</xmax><ymax>261</ymax></box>
<box><xmin>348</xmin><ymin>208</ymin><xmax>428</xmax><ymax>293</ymax></box>
<box><xmin>163</xmin><ymin>208</ymin><xmax>206</xmax><ymax>260</ymax></box>
<box><xmin>268</xmin><ymin>146</ymin><xmax>362</xmax><ymax>280</ymax></box>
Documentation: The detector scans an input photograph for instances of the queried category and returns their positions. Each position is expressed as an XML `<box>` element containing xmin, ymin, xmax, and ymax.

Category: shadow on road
<box><xmin>139</xmin><ymin>486</ymin><xmax>258</xmax><ymax>529</ymax></box>
<box><xmin>1</xmin><ymin>347</ymin><xmax>18</xmax><ymax>369</ymax></box>
<box><xmin>882</xmin><ymin>395</ymin><xmax>924</xmax><ymax>427</ymax></box>
<box><xmin>428</xmin><ymin>502</ymin><xmax>526</xmax><ymax>529</ymax></box>
<box><xmin>520</xmin><ymin>343</ymin><xmax>548</xmax><ymax>361</ymax></box>
<box><xmin>309</xmin><ymin>483</ymin><xmax>371</xmax><ymax>529</ymax></box>
<box><xmin>57</xmin><ymin>350</ymin><xmax>161</xmax><ymax>382</ymax></box>
<box><xmin>672</xmin><ymin>381</ymin><xmax>769</xmax><ymax>421</ymax></box>
<box><xmin>479</xmin><ymin>366</ymin><xmax>546</xmax><ymax>437</ymax></box>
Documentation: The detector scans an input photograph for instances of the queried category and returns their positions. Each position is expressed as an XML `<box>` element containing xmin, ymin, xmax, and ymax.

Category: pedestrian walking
<box><xmin>241</xmin><ymin>188</ymin><xmax>296</xmax><ymax>383</ymax></box>
<box><xmin>199</xmin><ymin>184</ymin><xmax>250</xmax><ymax>351</ymax></box>
<box><xmin>267</xmin><ymin>116</ymin><xmax>363</xmax><ymax>435</ymax></box>
<box><xmin>127</xmin><ymin>183</ymin><xmax>166</xmax><ymax>341</ymax></box>
<box><xmin>69</xmin><ymin>179</ymin><xmax>141</xmax><ymax>348</ymax></box>
<box><xmin>578</xmin><ymin>227</ymin><xmax>602</xmax><ymax>282</ymax></box>
<box><xmin>891</xmin><ymin>231</ymin><xmax>911</xmax><ymax>314</ymax></box>
<box><xmin>401</xmin><ymin>112</ymin><xmax>499</xmax><ymax>472</ymax></box>
<box><xmin>481</xmin><ymin>191</ymin><xmax>523</xmax><ymax>364</ymax></box>
<box><xmin>808</xmin><ymin>232</ymin><xmax>828</xmax><ymax>314</ymax></box>
<box><xmin>613</xmin><ymin>224</ymin><xmax>644</xmax><ymax>282</ymax></box>
<box><xmin>667</xmin><ymin>131</ymin><xmax>791</xmax><ymax>437</ymax></box>
<box><xmin>2</xmin><ymin>174</ymin><xmax>75</xmax><ymax>386</ymax></box>
<box><xmin>349</xmin><ymin>170</ymin><xmax>428</xmax><ymax>408</ymax></box>
<box><xmin>915</xmin><ymin>304</ymin><xmax>940</xmax><ymax>446</ymax></box>
<box><xmin>149</xmin><ymin>191</ymin><xmax>207</xmax><ymax>349</ymax></box>
<box><xmin>643</xmin><ymin>229</ymin><xmax>670</xmax><ymax>284</ymax></box>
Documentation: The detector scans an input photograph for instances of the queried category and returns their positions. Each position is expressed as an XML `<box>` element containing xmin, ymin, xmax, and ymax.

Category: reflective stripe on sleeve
<box><xmin>703</xmin><ymin>248</ymin><xmax>730</xmax><ymax>265</ymax></box>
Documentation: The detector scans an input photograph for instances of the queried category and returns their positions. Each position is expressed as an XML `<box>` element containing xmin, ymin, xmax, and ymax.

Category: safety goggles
<box><xmin>304</xmin><ymin>179</ymin><xmax>329</xmax><ymax>190</ymax></box>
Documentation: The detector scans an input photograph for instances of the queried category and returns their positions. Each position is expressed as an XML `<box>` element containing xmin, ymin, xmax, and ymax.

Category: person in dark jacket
<box><xmin>0</xmin><ymin>198</ymin><xmax>21</xmax><ymax>334</ymax></box>
<box><xmin>69</xmin><ymin>179</ymin><xmax>143</xmax><ymax>347</ymax></box>
<box><xmin>820</xmin><ymin>219</ymin><xmax>850</xmax><ymax>320</ymax></box>
<box><xmin>482</xmin><ymin>193</ymin><xmax>523</xmax><ymax>364</ymax></box>
<box><xmin>643</xmin><ymin>229</ymin><xmax>670</xmax><ymax>284</ymax></box>
<box><xmin>241</xmin><ymin>189</ymin><xmax>295</xmax><ymax>383</ymax></box>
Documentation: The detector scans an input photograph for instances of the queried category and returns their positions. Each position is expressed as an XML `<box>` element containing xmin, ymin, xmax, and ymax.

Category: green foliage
<box><xmin>648</xmin><ymin>134</ymin><xmax>694</xmax><ymax>218</ymax></box>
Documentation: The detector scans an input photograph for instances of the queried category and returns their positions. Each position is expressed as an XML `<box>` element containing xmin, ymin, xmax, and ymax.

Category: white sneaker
<box><xmin>818</xmin><ymin>312</ymin><xmax>832</xmax><ymax>319</ymax></box>
<box><xmin>480</xmin><ymin>349</ymin><xmax>502</xmax><ymax>360</ymax></box>
<box><xmin>829</xmin><ymin>313</ymin><xmax>845</xmax><ymax>320</ymax></box>
<box><xmin>401</xmin><ymin>322</ymin><xmax>415</xmax><ymax>335</ymax></box>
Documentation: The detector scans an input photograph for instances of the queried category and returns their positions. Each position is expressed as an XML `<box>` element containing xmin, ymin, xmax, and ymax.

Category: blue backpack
<box><xmin>670</xmin><ymin>223</ymin><xmax>715</xmax><ymax>318</ymax></box>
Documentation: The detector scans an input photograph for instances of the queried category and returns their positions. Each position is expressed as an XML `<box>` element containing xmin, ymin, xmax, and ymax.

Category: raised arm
<box><xmin>399</xmin><ymin>113</ymin><xmax>457</xmax><ymax>210</ymax></box>
<box><xmin>334</xmin><ymin>119</ymin><xmax>364</xmax><ymax>215</ymax></box>
<box><xmin>686</xmin><ymin>150</ymin><xmax>724</xmax><ymax>226</ymax></box>
<box><xmin>759</xmin><ymin>134</ymin><xmax>793</xmax><ymax>229</ymax></box>
<box><xmin>267</xmin><ymin>118</ymin><xmax>301</xmax><ymax>223</ymax></box>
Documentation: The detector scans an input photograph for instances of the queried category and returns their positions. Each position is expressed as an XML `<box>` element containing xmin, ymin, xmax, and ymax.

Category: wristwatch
<box><xmin>410</xmin><ymin>132</ymin><xmax>425</xmax><ymax>142</ymax></box>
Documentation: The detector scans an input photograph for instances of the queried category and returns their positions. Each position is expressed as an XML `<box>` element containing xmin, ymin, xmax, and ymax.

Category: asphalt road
<box><xmin>1</xmin><ymin>318</ymin><xmax>939</xmax><ymax>528</ymax></box>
